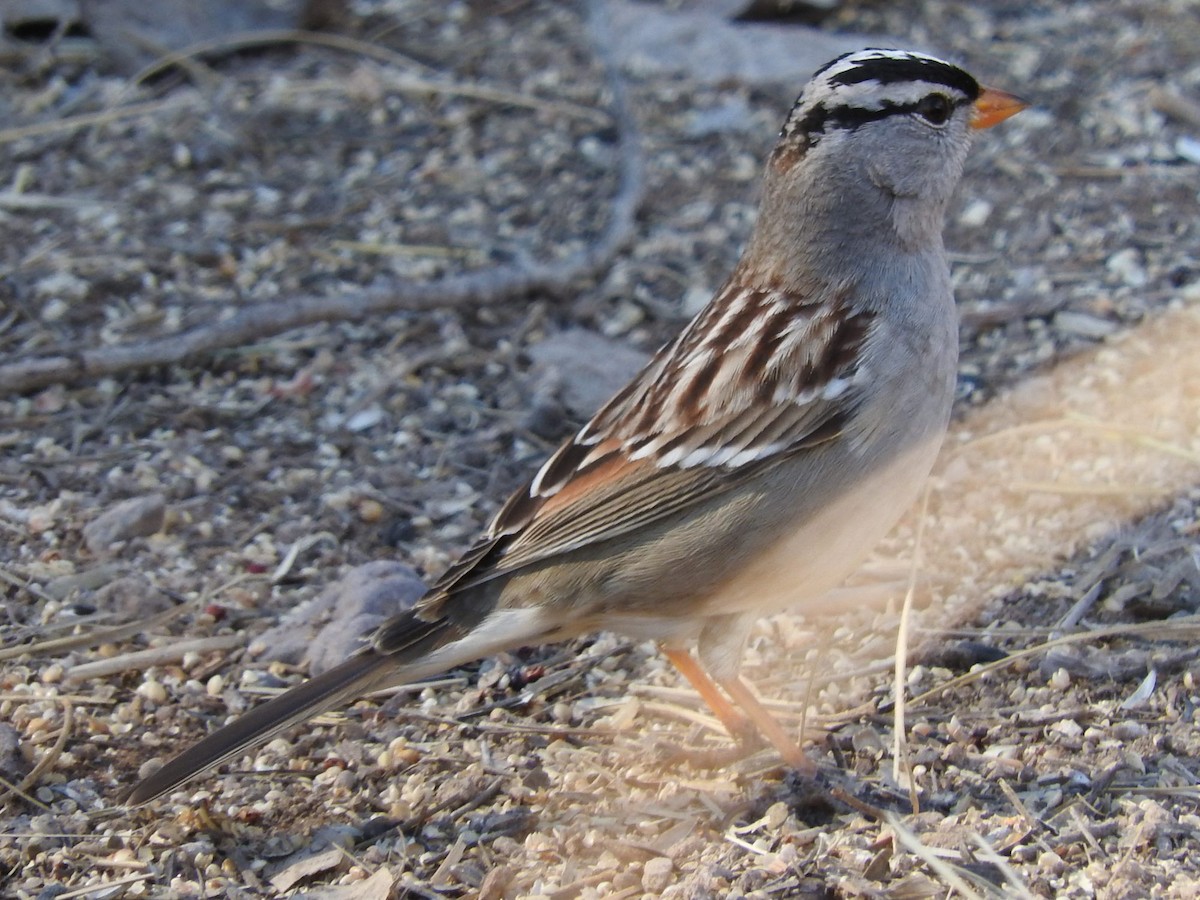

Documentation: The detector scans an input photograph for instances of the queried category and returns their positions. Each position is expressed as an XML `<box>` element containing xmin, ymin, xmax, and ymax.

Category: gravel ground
<box><xmin>1</xmin><ymin>1</ymin><xmax>1199</xmax><ymax>897</ymax></box>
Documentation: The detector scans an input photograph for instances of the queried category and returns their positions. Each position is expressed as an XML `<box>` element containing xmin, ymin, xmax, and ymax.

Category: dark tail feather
<box><xmin>125</xmin><ymin>613</ymin><xmax>460</xmax><ymax>805</ymax></box>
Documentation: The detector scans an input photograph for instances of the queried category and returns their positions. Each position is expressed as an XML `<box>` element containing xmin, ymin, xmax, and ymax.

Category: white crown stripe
<box><xmin>819</xmin><ymin>79</ymin><xmax>973</xmax><ymax>110</ymax></box>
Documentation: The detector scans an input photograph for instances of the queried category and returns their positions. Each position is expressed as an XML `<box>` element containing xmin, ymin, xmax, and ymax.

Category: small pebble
<box><xmin>359</xmin><ymin>499</ymin><xmax>385</xmax><ymax>523</ymax></box>
<box><xmin>1176</xmin><ymin>135</ymin><xmax>1200</xmax><ymax>164</ymax></box>
<box><xmin>1105</xmin><ymin>247</ymin><xmax>1148</xmax><ymax>288</ymax></box>
<box><xmin>1038</xmin><ymin>850</ymin><xmax>1066</xmax><ymax>875</ymax></box>
<box><xmin>1054</xmin><ymin>310</ymin><xmax>1118</xmax><ymax>339</ymax></box>
<box><xmin>345</xmin><ymin>406</ymin><xmax>384</xmax><ymax>432</ymax></box>
<box><xmin>138</xmin><ymin>680</ymin><xmax>168</xmax><ymax>704</ymax></box>
<box><xmin>1050</xmin><ymin>718</ymin><xmax>1083</xmax><ymax>739</ymax></box>
<box><xmin>384</xmin><ymin>737</ymin><xmax>421</xmax><ymax>767</ymax></box>
<box><xmin>959</xmin><ymin>198</ymin><xmax>993</xmax><ymax>227</ymax></box>
<box><xmin>1112</xmin><ymin>720</ymin><xmax>1148</xmax><ymax>740</ymax></box>
<box><xmin>642</xmin><ymin>857</ymin><xmax>674</xmax><ymax>893</ymax></box>
<box><xmin>763</xmin><ymin>801</ymin><xmax>789</xmax><ymax>829</ymax></box>
<box><xmin>83</xmin><ymin>495</ymin><xmax>166</xmax><ymax>553</ymax></box>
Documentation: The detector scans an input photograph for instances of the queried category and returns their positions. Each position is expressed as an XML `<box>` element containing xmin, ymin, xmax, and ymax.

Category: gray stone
<box><xmin>253</xmin><ymin>561</ymin><xmax>426</xmax><ymax>674</ymax></box>
<box><xmin>527</xmin><ymin>328</ymin><xmax>649</xmax><ymax>420</ymax></box>
<box><xmin>607</xmin><ymin>0</ymin><xmax>890</xmax><ymax>85</ymax></box>
<box><xmin>82</xmin><ymin>494</ymin><xmax>165</xmax><ymax>553</ymax></box>
<box><xmin>0</xmin><ymin>723</ymin><xmax>30</xmax><ymax>783</ymax></box>
<box><xmin>92</xmin><ymin>575</ymin><xmax>173</xmax><ymax>618</ymax></box>
<box><xmin>642</xmin><ymin>857</ymin><xmax>675</xmax><ymax>893</ymax></box>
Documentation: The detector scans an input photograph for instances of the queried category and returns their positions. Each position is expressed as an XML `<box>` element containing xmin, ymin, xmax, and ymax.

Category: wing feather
<box><xmin>419</xmin><ymin>280</ymin><xmax>873</xmax><ymax>615</ymax></box>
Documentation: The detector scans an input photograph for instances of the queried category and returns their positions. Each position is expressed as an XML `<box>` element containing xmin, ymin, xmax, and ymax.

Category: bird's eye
<box><xmin>915</xmin><ymin>93</ymin><xmax>953</xmax><ymax>125</ymax></box>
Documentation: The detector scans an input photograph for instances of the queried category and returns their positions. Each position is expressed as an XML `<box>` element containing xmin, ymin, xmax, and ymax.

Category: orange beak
<box><xmin>970</xmin><ymin>86</ymin><xmax>1028</xmax><ymax>129</ymax></box>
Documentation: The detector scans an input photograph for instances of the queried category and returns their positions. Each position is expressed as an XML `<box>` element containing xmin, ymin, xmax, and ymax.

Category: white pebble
<box><xmin>1054</xmin><ymin>310</ymin><xmax>1118</xmax><ymax>339</ymax></box>
<box><xmin>1176</xmin><ymin>135</ymin><xmax>1200</xmax><ymax>165</ymax></box>
<box><xmin>1050</xmin><ymin>718</ymin><xmax>1083</xmax><ymax>739</ymax></box>
<box><xmin>959</xmin><ymin>198</ymin><xmax>993</xmax><ymax>228</ymax></box>
<box><xmin>138</xmin><ymin>679</ymin><xmax>168</xmax><ymax>704</ymax></box>
<box><xmin>642</xmin><ymin>857</ymin><xmax>674</xmax><ymax>893</ymax></box>
<box><xmin>1105</xmin><ymin>248</ymin><xmax>1147</xmax><ymax>288</ymax></box>
<box><xmin>345</xmin><ymin>406</ymin><xmax>384</xmax><ymax>432</ymax></box>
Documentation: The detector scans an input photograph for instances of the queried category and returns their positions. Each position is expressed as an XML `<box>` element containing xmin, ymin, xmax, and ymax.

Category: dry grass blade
<box><xmin>0</xmin><ymin>4</ymin><xmax>643</xmax><ymax>395</ymax></box>
<box><xmin>0</xmin><ymin>693</ymin><xmax>114</xmax><ymax>704</ymax></box>
<box><xmin>1064</xmin><ymin>412</ymin><xmax>1200</xmax><ymax>465</ymax></box>
<box><xmin>908</xmin><ymin>616</ymin><xmax>1200</xmax><ymax>709</ymax></box>
<box><xmin>54</xmin><ymin>872</ymin><xmax>152</xmax><ymax>900</ymax></box>
<box><xmin>893</xmin><ymin>484</ymin><xmax>931</xmax><ymax>805</ymax></box>
<box><xmin>128</xmin><ymin>27</ymin><xmax>434</xmax><ymax>86</ymax></box>
<box><xmin>950</xmin><ymin>415</ymin><xmax>1200</xmax><ymax>468</ymax></box>
<box><xmin>0</xmin><ymin>564</ymin><xmax>58</xmax><ymax>605</ymax></box>
<box><xmin>1007</xmin><ymin>480</ymin><xmax>1169</xmax><ymax>497</ymax></box>
<box><xmin>638</xmin><ymin>699</ymin><xmax>729</xmax><ymax>736</ymax></box>
<box><xmin>0</xmin><ymin>599</ymin><xmax>193</xmax><ymax>663</ymax></box>
<box><xmin>0</xmin><ymin>700</ymin><xmax>74</xmax><ymax>804</ymax></box>
<box><xmin>125</xmin><ymin>29</ymin><xmax>610</xmax><ymax>125</ymax></box>
<box><xmin>0</xmin><ymin>772</ymin><xmax>51</xmax><ymax>811</ymax></box>
<box><xmin>65</xmin><ymin>634</ymin><xmax>245</xmax><ymax>682</ymax></box>
<box><xmin>271</xmin><ymin>531</ymin><xmax>337</xmax><ymax>583</ymax></box>
<box><xmin>0</xmin><ymin>193</ymin><xmax>106</xmax><ymax>211</ymax></box>
<box><xmin>885</xmin><ymin>813</ymin><xmax>987</xmax><ymax>899</ymax></box>
<box><xmin>995</xmin><ymin>779</ymin><xmax>1042</xmax><ymax>836</ymax></box>
<box><xmin>0</xmin><ymin>98</ymin><xmax>191</xmax><ymax>146</ymax></box>
<box><xmin>967</xmin><ymin>832</ymin><xmax>1037</xmax><ymax>900</ymax></box>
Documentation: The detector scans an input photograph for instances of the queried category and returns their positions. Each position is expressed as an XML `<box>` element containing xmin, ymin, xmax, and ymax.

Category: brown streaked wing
<box><xmin>494</xmin><ymin>425</ymin><xmax>844</xmax><ymax>571</ymax></box>
<box><xmin>418</xmin><ymin>283</ymin><xmax>870</xmax><ymax>607</ymax></box>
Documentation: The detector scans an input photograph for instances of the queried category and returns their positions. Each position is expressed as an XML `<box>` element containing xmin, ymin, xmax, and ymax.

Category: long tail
<box><xmin>125</xmin><ymin>613</ymin><xmax>463</xmax><ymax>805</ymax></box>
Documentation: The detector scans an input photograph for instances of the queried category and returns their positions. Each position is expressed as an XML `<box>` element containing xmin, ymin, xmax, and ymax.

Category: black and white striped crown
<box><xmin>782</xmin><ymin>48</ymin><xmax>981</xmax><ymax>145</ymax></box>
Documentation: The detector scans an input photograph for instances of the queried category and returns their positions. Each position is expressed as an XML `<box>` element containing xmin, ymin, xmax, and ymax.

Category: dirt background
<box><xmin>1</xmin><ymin>0</ymin><xmax>1199</xmax><ymax>897</ymax></box>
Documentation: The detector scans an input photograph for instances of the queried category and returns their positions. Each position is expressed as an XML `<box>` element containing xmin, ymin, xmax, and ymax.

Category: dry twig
<box><xmin>0</xmin><ymin>5</ymin><xmax>644</xmax><ymax>395</ymax></box>
<box><xmin>0</xmin><ymin>700</ymin><xmax>75</xmax><ymax>806</ymax></box>
<box><xmin>65</xmin><ymin>634</ymin><xmax>245</xmax><ymax>682</ymax></box>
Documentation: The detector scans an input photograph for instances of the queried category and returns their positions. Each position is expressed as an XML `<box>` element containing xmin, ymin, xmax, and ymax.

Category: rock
<box><xmin>77</xmin><ymin>0</ymin><xmax>342</xmax><ymax>73</ymax></box>
<box><xmin>1053</xmin><ymin>310</ymin><xmax>1119</xmax><ymax>340</ymax></box>
<box><xmin>253</xmin><ymin>562</ymin><xmax>426</xmax><ymax>673</ymax></box>
<box><xmin>42</xmin><ymin>563</ymin><xmax>124</xmax><ymax>601</ymax></box>
<box><xmin>0</xmin><ymin>723</ymin><xmax>30</xmax><ymax>783</ymax></box>
<box><xmin>606</xmin><ymin>0</ymin><xmax>892</xmax><ymax>85</ymax></box>
<box><xmin>527</xmin><ymin>328</ymin><xmax>649</xmax><ymax>419</ymax></box>
<box><xmin>685</xmin><ymin>96</ymin><xmax>757</xmax><ymax>137</ymax></box>
<box><xmin>82</xmin><ymin>495</ymin><xmax>165</xmax><ymax>553</ymax></box>
<box><xmin>1105</xmin><ymin>248</ymin><xmax>1148</xmax><ymax>288</ymax></box>
<box><xmin>642</xmin><ymin>857</ymin><xmax>674</xmax><ymax>893</ymax></box>
<box><xmin>735</xmin><ymin>0</ymin><xmax>842</xmax><ymax>22</ymax></box>
<box><xmin>92</xmin><ymin>576</ymin><xmax>173</xmax><ymax>618</ymax></box>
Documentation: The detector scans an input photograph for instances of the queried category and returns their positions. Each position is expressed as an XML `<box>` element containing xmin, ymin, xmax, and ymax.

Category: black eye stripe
<box><xmin>797</xmin><ymin>96</ymin><xmax>965</xmax><ymax>137</ymax></box>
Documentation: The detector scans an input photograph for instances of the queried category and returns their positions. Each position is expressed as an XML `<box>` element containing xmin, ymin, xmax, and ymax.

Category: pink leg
<box><xmin>661</xmin><ymin>645</ymin><xmax>814</xmax><ymax>773</ymax></box>
<box><xmin>719</xmin><ymin>675</ymin><xmax>815</xmax><ymax>774</ymax></box>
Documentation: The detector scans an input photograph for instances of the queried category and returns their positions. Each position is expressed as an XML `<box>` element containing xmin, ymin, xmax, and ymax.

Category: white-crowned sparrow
<box><xmin>128</xmin><ymin>48</ymin><xmax>1024</xmax><ymax>804</ymax></box>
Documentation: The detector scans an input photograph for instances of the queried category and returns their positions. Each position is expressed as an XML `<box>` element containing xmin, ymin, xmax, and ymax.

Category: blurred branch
<box><xmin>0</xmin><ymin>1</ymin><xmax>643</xmax><ymax>395</ymax></box>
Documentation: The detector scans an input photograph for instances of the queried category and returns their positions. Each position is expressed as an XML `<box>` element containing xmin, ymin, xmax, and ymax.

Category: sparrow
<box><xmin>127</xmin><ymin>48</ymin><xmax>1025</xmax><ymax>804</ymax></box>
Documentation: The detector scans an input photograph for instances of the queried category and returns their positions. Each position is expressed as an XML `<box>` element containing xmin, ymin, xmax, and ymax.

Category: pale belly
<box><xmin>694</xmin><ymin>436</ymin><xmax>939</xmax><ymax>620</ymax></box>
<box><xmin>577</xmin><ymin>433</ymin><xmax>943</xmax><ymax>653</ymax></box>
